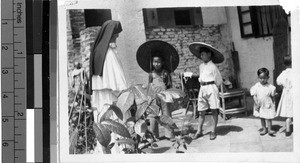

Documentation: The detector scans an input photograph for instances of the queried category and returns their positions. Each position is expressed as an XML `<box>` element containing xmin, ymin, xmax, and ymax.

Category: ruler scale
<box><xmin>1</xmin><ymin>0</ymin><xmax>26</xmax><ymax>162</ymax></box>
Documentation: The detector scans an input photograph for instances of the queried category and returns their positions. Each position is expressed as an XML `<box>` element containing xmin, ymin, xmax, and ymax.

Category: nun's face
<box><xmin>110</xmin><ymin>33</ymin><xmax>119</xmax><ymax>43</ymax></box>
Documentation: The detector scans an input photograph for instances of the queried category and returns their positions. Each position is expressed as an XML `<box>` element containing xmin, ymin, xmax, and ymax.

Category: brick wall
<box><xmin>67</xmin><ymin>10</ymin><xmax>86</xmax><ymax>69</ymax></box>
<box><xmin>79</xmin><ymin>27</ymin><xmax>101</xmax><ymax>77</ymax></box>
<box><xmin>145</xmin><ymin>25</ymin><xmax>234</xmax><ymax>88</ymax></box>
<box><xmin>67</xmin><ymin>10</ymin><xmax>86</xmax><ymax>89</ymax></box>
<box><xmin>67</xmin><ymin>10</ymin><xmax>73</xmax><ymax>70</ymax></box>
<box><xmin>69</xmin><ymin>10</ymin><xmax>86</xmax><ymax>39</ymax></box>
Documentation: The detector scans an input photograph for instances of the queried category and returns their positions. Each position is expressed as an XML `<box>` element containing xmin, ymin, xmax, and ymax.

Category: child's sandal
<box><xmin>260</xmin><ymin>128</ymin><xmax>268</xmax><ymax>135</ymax></box>
<box><xmin>285</xmin><ymin>131</ymin><xmax>292</xmax><ymax>137</ymax></box>
<box><xmin>268</xmin><ymin>130</ymin><xmax>276</xmax><ymax>136</ymax></box>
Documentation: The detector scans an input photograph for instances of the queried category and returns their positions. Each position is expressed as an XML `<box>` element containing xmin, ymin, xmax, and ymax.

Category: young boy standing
<box><xmin>188</xmin><ymin>42</ymin><xmax>224</xmax><ymax>140</ymax></box>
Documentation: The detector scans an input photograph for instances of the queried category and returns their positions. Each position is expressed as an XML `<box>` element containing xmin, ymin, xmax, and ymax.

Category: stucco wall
<box><xmin>226</xmin><ymin>7</ymin><xmax>275</xmax><ymax>89</ymax></box>
<box><xmin>202</xmin><ymin>7</ymin><xmax>227</xmax><ymax>25</ymax></box>
<box><xmin>115</xmin><ymin>1</ymin><xmax>149</xmax><ymax>85</ymax></box>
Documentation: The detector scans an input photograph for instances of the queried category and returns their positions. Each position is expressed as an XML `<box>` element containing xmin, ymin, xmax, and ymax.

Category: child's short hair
<box><xmin>199</xmin><ymin>47</ymin><xmax>213</xmax><ymax>55</ymax></box>
<box><xmin>257</xmin><ymin>67</ymin><xmax>269</xmax><ymax>77</ymax></box>
<box><xmin>152</xmin><ymin>51</ymin><xmax>165</xmax><ymax>61</ymax></box>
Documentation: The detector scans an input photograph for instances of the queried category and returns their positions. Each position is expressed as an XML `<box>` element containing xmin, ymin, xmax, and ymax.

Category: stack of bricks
<box><xmin>145</xmin><ymin>25</ymin><xmax>234</xmax><ymax>89</ymax></box>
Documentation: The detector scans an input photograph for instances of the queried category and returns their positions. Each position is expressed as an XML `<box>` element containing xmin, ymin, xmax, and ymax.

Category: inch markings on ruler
<box><xmin>2</xmin><ymin>0</ymin><xmax>26</xmax><ymax>162</ymax></box>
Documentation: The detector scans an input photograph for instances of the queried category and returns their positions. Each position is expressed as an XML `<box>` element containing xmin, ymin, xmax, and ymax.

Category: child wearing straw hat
<box><xmin>136</xmin><ymin>40</ymin><xmax>180</xmax><ymax>141</ymax></box>
<box><xmin>148</xmin><ymin>53</ymin><xmax>175</xmax><ymax>140</ymax></box>
<box><xmin>188</xmin><ymin>42</ymin><xmax>224</xmax><ymax>140</ymax></box>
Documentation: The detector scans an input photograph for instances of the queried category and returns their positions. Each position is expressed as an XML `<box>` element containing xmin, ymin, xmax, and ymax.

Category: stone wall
<box><xmin>67</xmin><ymin>10</ymin><xmax>87</xmax><ymax>89</ymax></box>
<box><xmin>67</xmin><ymin>10</ymin><xmax>86</xmax><ymax>70</ymax></box>
<box><xmin>79</xmin><ymin>27</ymin><xmax>101</xmax><ymax>77</ymax></box>
<box><xmin>67</xmin><ymin>10</ymin><xmax>73</xmax><ymax>71</ymax></box>
<box><xmin>145</xmin><ymin>25</ymin><xmax>234</xmax><ymax>88</ymax></box>
<box><xmin>69</xmin><ymin>10</ymin><xmax>86</xmax><ymax>39</ymax></box>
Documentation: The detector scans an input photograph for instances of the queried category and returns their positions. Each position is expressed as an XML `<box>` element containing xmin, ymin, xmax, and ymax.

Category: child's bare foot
<box><xmin>260</xmin><ymin>128</ymin><xmax>267</xmax><ymax>135</ymax></box>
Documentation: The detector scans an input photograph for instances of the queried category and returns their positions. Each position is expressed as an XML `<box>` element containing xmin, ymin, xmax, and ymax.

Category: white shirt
<box><xmin>198</xmin><ymin>60</ymin><xmax>222</xmax><ymax>86</ymax></box>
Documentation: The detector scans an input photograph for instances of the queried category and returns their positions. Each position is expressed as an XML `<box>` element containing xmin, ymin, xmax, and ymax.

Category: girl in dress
<box><xmin>148</xmin><ymin>53</ymin><xmax>175</xmax><ymax>141</ymax></box>
<box><xmin>276</xmin><ymin>57</ymin><xmax>293</xmax><ymax>136</ymax></box>
<box><xmin>136</xmin><ymin>40</ymin><xmax>180</xmax><ymax>142</ymax></box>
<box><xmin>250</xmin><ymin>68</ymin><xmax>276</xmax><ymax>136</ymax></box>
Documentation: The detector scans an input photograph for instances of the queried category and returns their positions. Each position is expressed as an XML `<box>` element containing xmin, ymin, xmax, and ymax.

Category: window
<box><xmin>237</xmin><ymin>6</ymin><xmax>253</xmax><ymax>37</ymax></box>
<box><xmin>84</xmin><ymin>9</ymin><xmax>112</xmax><ymax>28</ymax></box>
<box><xmin>237</xmin><ymin>5</ymin><xmax>287</xmax><ymax>38</ymax></box>
<box><xmin>174</xmin><ymin>10</ymin><xmax>191</xmax><ymax>25</ymax></box>
<box><xmin>143</xmin><ymin>7</ymin><xmax>202</xmax><ymax>28</ymax></box>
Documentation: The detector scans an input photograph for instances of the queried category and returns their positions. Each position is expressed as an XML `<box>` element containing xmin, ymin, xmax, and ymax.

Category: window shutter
<box><xmin>237</xmin><ymin>6</ymin><xmax>254</xmax><ymax>38</ymax></box>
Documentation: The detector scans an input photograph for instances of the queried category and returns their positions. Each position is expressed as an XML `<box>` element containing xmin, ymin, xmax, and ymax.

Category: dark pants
<box><xmin>149</xmin><ymin>98</ymin><xmax>175</xmax><ymax>139</ymax></box>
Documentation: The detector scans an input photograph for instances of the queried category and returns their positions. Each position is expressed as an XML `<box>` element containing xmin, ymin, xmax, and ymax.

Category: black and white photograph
<box><xmin>57</xmin><ymin>0</ymin><xmax>300</xmax><ymax>162</ymax></box>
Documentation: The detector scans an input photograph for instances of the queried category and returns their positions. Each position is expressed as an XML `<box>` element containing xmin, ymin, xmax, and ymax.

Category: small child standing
<box><xmin>250</xmin><ymin>68</ymin><xmax>276</xmax><ymax>136</ymax></box>
<box><xmin>136</xmin><ymin>40</ymin><xmax>180</xmax><ymax>142</ymax></box>
<box><xmin>276</xmin><ymin>56</ymin><xmax>293</xmax><ymax>136</ymax></box>
<box><xmin>148</xmin><ymin>53</ymin><xmax>175</xmax><ymax>141</ymax></box>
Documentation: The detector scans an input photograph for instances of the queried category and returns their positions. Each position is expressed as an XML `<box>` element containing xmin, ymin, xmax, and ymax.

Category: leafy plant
<box><xmin>94</xmin><ymin>84</ymin><xmax>185</xmax><ymax>153</ymax></box>
<box><xmin>69</xmin><ymin>83</ymin><xmax>185</xmax><ymax>154</ymax></box>
<box><xmin>69</xmin><ymin>92</ymin><xmax>97</xmax><ymax>154</ymax></box>
<box><xmin>171</xmin><ymin>135</ymin><xmax>192</xmax><ymax>153</ymax></box>
<box><xmin>171</xmin><ymin>113</ymin><xmax>194</xmax><ymax>153</ymax></box>
<box><xmin>117</xmin><ymin>118</ymin><xmax>158</xmax><ymax>153</ymax></box>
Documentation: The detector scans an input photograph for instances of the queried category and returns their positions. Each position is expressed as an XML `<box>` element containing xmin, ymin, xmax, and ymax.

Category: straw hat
<box><xmin>189</xmin><ymin>42</ymin><xmax>224</xmax><ymax>64</ymax></box>
<box><xmin>136</xmin><ymin>40</ymin><xmax>179</xmax><ymax>73</ymax></box>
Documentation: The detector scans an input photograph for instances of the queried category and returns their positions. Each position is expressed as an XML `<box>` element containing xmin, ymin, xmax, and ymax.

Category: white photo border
<box><xmin>57</xmin><ymin>0</ymin><xmax>300</xmax><ymax>162</ymax></box>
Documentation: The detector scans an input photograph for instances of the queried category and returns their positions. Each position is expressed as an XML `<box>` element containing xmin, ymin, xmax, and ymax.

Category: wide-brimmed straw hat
<box><xmin>189</xmin><ymin>42</ymin><xmax>224</xmax><ymax>64</ymax></box>
<box><xmin>136</xmin><ymin>40</ymin><xmax>179</xmax><ymax>73</ymax></box>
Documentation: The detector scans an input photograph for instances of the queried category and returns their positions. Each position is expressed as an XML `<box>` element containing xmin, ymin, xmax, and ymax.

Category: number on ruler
<box><xmin>3</xmin><ymin>94</ymin><xmax>8</xmax><ymax>98</ymax></box>
<box><xmin>2</xmin><ymin>69</ymin><xmax>9</xmax><ymax>74</ymax></box>
<box><xmin>2</xmin><ymin>142</ymin><xmax>9</xmax><ymax>147</ymax></box>
<box><xmin>17</xmin><ymin>112</ymin><xmax>23</xmax><ymax>116</ymax></box>
<box><xmin>2</xmin><ymin>21</ymin><xmax>8</xmax><ymax>25</ymax></box>
<box><xmin>2</xmin><ymin>45</ymin><xmax>8</xmax><ymax>50</ymax></box>
<box><xmin>2</xmin><ymin>118</ymin><xmax>9</xmax><ymax>122</ymax></box>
